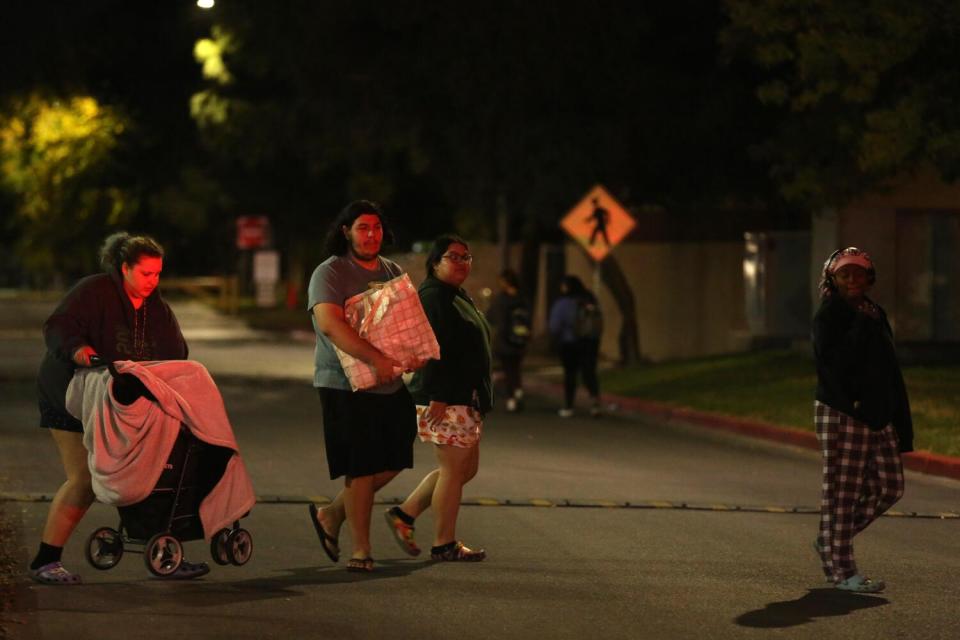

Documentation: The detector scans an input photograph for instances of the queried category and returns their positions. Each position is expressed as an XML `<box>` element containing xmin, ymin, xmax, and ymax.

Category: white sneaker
<box><xmin>558</xmin><ymin>408</ymin><xmax>574</xmax><ymax>418</ymax></box>
<box><xmin>506</xmin><ymin>398</ymin><xmax>518</xmax><ymax>412</ymax></box>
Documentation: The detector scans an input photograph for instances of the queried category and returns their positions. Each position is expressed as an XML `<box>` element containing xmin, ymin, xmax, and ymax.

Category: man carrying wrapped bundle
<box><xmin>305</xmin><ymin>200</ymin><xmax>432</xmax><ymax>573</ymax></box>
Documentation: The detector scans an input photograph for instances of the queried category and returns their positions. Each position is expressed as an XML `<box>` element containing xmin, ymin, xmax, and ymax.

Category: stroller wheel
<box><xmin>85</xmin><ymin>527</ymin><xmax>124</xmax><ymax>570</ymax></box>
<box><xmin>210</xmin><ymin>528</ymin><xmax>231</xmax><ymax>566</ymax></box>
<box><xmin>226</xmin><ymin>528</ymin><xmax>253</xmax><ymax>566</ymax></box>
<box><xmin>144</xmin><ymin>533</ymin><xmax>183</xmax><ymax>577</ymax></box>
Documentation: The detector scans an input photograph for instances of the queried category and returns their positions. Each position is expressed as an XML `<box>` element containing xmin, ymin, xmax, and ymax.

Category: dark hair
<box><xmin>322</xmin><ymin>200</ymin><xmax>394</xmax><ymax>257</ymax></box>
<box><xmin>425</xmin><ymin>234</ymin><xmax>469</xmax><ymax>278</ymax></box>
<box><xmin>499</xmin><ymin>268</ymin><xmax>520</xmax><ymax>289</ymax></box>
<box><xmin>561</xmin><ymin>274</ymin><xmax>596</xmax><ymax>303</ymax></box>
<box><xmin>818</xmin><ymin>247</ymin><xmax>876</xmax><ymax>299</ymax></box>
<box><xmin>98</xmin><ymin>232</ymin><xmax>164</xmax><ymax>273</ymax></box>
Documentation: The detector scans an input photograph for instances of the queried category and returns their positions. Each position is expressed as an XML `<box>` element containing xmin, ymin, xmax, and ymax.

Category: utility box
<box><xmin>253</xmin><ymin>250</ymin><xmax>280</xmax><ymax>308</ymax></box>
<box><xmin>744</xmin><ymin>231</ymin><xmax>812</xmax><ymax>344</ymax></box>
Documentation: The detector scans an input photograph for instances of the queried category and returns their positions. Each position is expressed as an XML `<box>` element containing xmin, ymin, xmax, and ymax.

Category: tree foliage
<box><xmin>189</xmin><ymin>2</ymin><xmax>780</xmax><ymax>359</ymax></box>
<box><xmin>0</xmin><ymin>1</ymin><xmax>228</xmax><ymax>282</ymax></box>
<box><xmin>722</xmin><ymin>0</ymin><xmax>960</xmax><ymax>207</ymax></box>
<box><xmin>0</xmin><ymin>93</ymin><xmax>134</xmax><ymax>279</ymax></box>
<box><xmin>191</xmin><ymin>2</ymin><xmax>776</xmax><ymax>247</ymax></box>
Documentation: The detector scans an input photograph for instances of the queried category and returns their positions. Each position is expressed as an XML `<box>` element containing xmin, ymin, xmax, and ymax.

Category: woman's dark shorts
<box><xmin>317</xmin><ymin>385</ymin><xmax>417</xmax><ymax>480</ymax></box>
<box><xmin>38</xmin><ymin>396</ymin><xmax>83</xmax><ymax>433</ymax></box>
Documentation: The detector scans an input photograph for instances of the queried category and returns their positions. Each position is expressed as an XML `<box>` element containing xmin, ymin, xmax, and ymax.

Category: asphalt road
<box><xmin>1</xmin><ymin>296</ymin><xmax>959</xmax><ymax>639</ymax></box>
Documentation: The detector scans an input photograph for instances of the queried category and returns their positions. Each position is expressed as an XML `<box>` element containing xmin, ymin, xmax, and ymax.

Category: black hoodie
<box><xmin>407</xmin><ymin>276</ymin><xmax>493</xmax><ymax>414</ymax></box>
<box><xmin>812</xmin><ymin>294</ymin><xmax>913</xmax><ymax>452</ymax></box>
<box><xmin>37</xmin><ymin>271</ymin><xmax>188</xmax><ymax>412</ymax></box>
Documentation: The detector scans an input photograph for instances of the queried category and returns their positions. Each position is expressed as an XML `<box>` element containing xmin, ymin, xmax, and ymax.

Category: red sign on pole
<box><xmin>236</xmin><ymin>216</ymin><xmax>270</xmax><ymax>250</ymax></box>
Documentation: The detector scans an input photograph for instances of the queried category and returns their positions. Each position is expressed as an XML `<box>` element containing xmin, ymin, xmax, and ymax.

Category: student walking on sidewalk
<box><xmin>486</xmin><ymin>268</ymin><xmax>531</xmax><ymax>412</ymax></box>
<box><xmin>812</xmin><ymin>247</ymin><xmax>913</xmax><ymax>593</ymax></box>
<box><xmin>548</xmin><ymin>275</ymin><xmax>603</xmax><ymax>418</ymax></box>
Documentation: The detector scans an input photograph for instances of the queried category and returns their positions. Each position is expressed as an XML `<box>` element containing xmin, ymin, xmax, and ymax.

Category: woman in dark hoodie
<box><xmin>29</xmin><ymin>232</ymin><xmax>206</xmax><ymax>584</ymax></box>
<box><xmin>384</xmin><ymin>234</ymin><xmax>491</xmax><ymax>562</ymax></box>
<box><xmin>812</xmin><ymin>247</ymin><xmax>912</xmax><ymax>594</ymax></box>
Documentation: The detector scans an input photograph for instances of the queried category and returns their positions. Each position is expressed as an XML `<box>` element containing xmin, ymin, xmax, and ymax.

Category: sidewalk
<box><xmin>6</xmin><ymin>294</ymin><xmax>958</xmax><ymax>481</ymax></box>
<box><xmin>522</xmin><ymin>376</ymin><xmax>960</xmax><ymax>483</ymax></box>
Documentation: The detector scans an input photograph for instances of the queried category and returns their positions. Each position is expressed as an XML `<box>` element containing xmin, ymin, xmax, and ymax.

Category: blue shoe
<box><xmin>836</xmin><ymin>574</ymin><xmax>885</xmax><ymax>593</ymax></box>
<box><xmin>30</xmin><ymin>561</ymin><xmax>82</xmax><ymax>585</ymax></box>
<box><xmin>164</xmin><ymin>559</ymin><xmax>210</xmax><ymax>580</ymax></box>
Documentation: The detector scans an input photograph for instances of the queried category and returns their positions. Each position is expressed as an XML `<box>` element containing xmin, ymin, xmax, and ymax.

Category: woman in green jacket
<box><xmin>385</xmin><ymin>234</ymin><xmax>492</xmax><ymax>561</ymax></box>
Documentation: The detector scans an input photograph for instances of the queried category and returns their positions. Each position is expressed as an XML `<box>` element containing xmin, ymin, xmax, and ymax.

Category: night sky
<box><xmin>1</xmin><ymin>1</ymin><xmax>796</xmax><ymax>281</ymax></box>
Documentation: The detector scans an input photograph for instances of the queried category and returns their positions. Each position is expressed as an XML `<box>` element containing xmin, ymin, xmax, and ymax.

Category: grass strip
<box><xmin>599</xmin><ymin>349</ymin><xmax>960</xmax><ymax>457</ymax></box>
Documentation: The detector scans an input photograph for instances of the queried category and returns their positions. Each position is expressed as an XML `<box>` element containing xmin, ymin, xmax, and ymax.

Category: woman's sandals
<box><xmin>309</xmin><ymin>503</ymin><xmax>340</xmax><ymax>563</ymax></box>
<box><xmin>384</xmin><ymin>507</ymin><xmax>421</xmax><ymax>556</ymax></box>
<box><xmin>346</xmin><ymin>557</ymin><xmax>375</xmax><ymax>573</ymax></box>
<box><xmin>430</xmin><ymin>541</ymin><xmax>486</xmax><ymax>562</ymax></box>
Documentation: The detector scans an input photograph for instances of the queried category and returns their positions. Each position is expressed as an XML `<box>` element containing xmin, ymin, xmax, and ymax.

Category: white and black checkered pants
<box><xmin>815</xmin><ymin>401</ymin><xmax>904</xmax><ymax>583</ymax></box>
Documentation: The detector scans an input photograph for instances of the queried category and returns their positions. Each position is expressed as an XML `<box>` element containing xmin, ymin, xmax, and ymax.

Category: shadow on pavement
<box><xmin>5</xmin><ymin>562</ymin><xmax>432</xmax><ymax>629</ymax></box>
<box><xmin>10</xmin><ymin>559</ymin><xmax>432</xmax><ymax>613</ymax></box>
<box><xmin>734</xmin><ymin>588</ymin><xmax>888</xmax><ymax>628</ymax></box>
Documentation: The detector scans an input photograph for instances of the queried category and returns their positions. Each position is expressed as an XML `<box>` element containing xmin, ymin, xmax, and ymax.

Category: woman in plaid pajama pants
<box><xmin>812</xmin><ymin>247</ymin><xmax>913</xmax><ymax>594</ymax></box>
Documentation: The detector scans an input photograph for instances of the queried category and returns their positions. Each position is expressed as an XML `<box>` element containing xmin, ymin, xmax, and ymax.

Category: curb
<box><xmin>3</xmin><ymin>492</ymin><xmax>956</xmax><ymax>519</ymax></box>
<box><xmin>525</xmin><ymin>379</ymin><xmax>960</xmax><ymax>483</ymax></box>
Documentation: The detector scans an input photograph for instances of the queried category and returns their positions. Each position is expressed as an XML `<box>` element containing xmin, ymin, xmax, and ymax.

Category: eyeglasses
<box><xmin>441</xmin><ymin>253</ymin><xmax>473</xmax><ymax>264</ymax></box>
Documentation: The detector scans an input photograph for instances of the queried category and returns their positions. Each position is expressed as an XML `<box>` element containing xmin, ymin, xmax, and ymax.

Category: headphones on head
<box><xmin>822</xmin><ymin>247</ymin><xmax>876</xmax><ymax>287</ymax></box>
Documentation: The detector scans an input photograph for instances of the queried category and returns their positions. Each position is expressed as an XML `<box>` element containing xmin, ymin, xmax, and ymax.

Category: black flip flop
<box><xmin>309</xmin><ymin>503</ymin><xmax>339</xmax><ymax>563</ymax></box>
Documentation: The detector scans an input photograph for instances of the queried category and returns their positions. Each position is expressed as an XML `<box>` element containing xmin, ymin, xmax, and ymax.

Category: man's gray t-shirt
<box><xmin>307</xmin><ymin>254</ymin><xmax>404</xmax><ymax>393</ymax></box>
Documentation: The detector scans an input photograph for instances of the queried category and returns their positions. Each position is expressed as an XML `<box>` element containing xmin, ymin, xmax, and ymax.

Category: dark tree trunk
<box><xmin>519</xmin><ymin>236</ymin><xmax>541</xmax><ymax>307</ymax></box>
<box><xmin>598</xmin><ymin>254</ymin><xmax>642</xmax><ymax>364</ymax></box>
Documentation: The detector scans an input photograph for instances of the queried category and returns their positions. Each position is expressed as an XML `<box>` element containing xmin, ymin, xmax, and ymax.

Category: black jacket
<box><xmin>37</xmin><ymin>271</ymin><xmax>188</xmax><ymax>411</ymax></box>
<box><xmin>407</xmin><ymin>276</ymin><xmax>493</xmax><ymax>414</ymax></box>
<box><xmin>486</xmin><ymin>290</ymin><xmax>531</xmax><ymax>357</ymax></box>
<box><xmin>812</xmin><ymin>294</ymin><xmax>913</xmax><ymax>452</ymax></box>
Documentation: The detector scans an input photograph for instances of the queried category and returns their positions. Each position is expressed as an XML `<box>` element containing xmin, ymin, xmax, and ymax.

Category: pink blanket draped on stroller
<box><xmin>66</xmin><ymin>360</ymin><xmax>255</xmax><ymax>540</ymax></box>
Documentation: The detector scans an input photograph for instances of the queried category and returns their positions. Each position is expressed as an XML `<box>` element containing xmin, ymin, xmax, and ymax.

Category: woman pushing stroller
<box><xmin>30</xmin><ymin>232</ymin><xmax>211</xmax><ymax>583</ymax></box>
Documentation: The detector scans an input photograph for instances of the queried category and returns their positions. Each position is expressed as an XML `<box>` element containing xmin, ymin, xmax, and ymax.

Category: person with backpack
<box><xmin>548</xmin><ymin>274</ymin><xmax>603</xmax><ymax>418</ymax></box>
<box><xmin>486</xmin><ymin>268</ymin><xmax>531</xmax><ymax>412</ymax></box>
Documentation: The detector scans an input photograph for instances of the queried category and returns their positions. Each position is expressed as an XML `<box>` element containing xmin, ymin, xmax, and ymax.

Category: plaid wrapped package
<box><xmin>334</xmin><ymin>273</ymin><xmax>441</xmax><ymax>391</ymax></box>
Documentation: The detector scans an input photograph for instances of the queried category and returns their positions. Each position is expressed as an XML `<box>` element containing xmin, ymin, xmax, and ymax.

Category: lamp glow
<box><xmin>197</xmin><ymin>0</ymin><xmax>215</xmax><ymax>9</ymax></box>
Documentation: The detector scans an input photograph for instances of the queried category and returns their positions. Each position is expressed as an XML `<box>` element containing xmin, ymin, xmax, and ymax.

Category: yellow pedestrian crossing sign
<box><xmin>560</xmin><ymin>185</ymin><xmax>636</xmax><ymax>262</ymax></box>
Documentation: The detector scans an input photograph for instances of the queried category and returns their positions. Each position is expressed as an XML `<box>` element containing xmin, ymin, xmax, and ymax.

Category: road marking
<box><xmin>2</xmin><ymin>492</ymin><xmax>958</xmax><ymax>520</ymax></box>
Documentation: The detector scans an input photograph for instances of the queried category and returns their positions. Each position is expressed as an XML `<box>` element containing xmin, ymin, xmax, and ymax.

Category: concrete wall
<box><xmin>814</xmin><ymin>169</ymin><xmax>960</xmax><ymax>341</ymax></box>
<box><xmin>542</xmin><ymin>242</ymin><xmax>749</xmax><ymax>362</ymax></box>
<box><xmin>390</xmin><ymin>240</ymin><xmax>751</xmax><ymax>363</ymax></box>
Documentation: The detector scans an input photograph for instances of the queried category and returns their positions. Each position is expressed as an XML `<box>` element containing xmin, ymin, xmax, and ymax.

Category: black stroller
<box><xmin>83</xmin><ymin>360</ymin><xmax>253</xmax><ymax>577</ymax></box>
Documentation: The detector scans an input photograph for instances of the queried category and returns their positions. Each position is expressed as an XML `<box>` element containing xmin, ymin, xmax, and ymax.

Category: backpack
<box><xmin>574</xmin><ymin>300</ymin><xmax>603</xmax><ymax>340</ymax></box>
<box><xmin>505</xmin><ymin>305</ymin><xmax>532</xmax><ymax>348</ymax></box>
